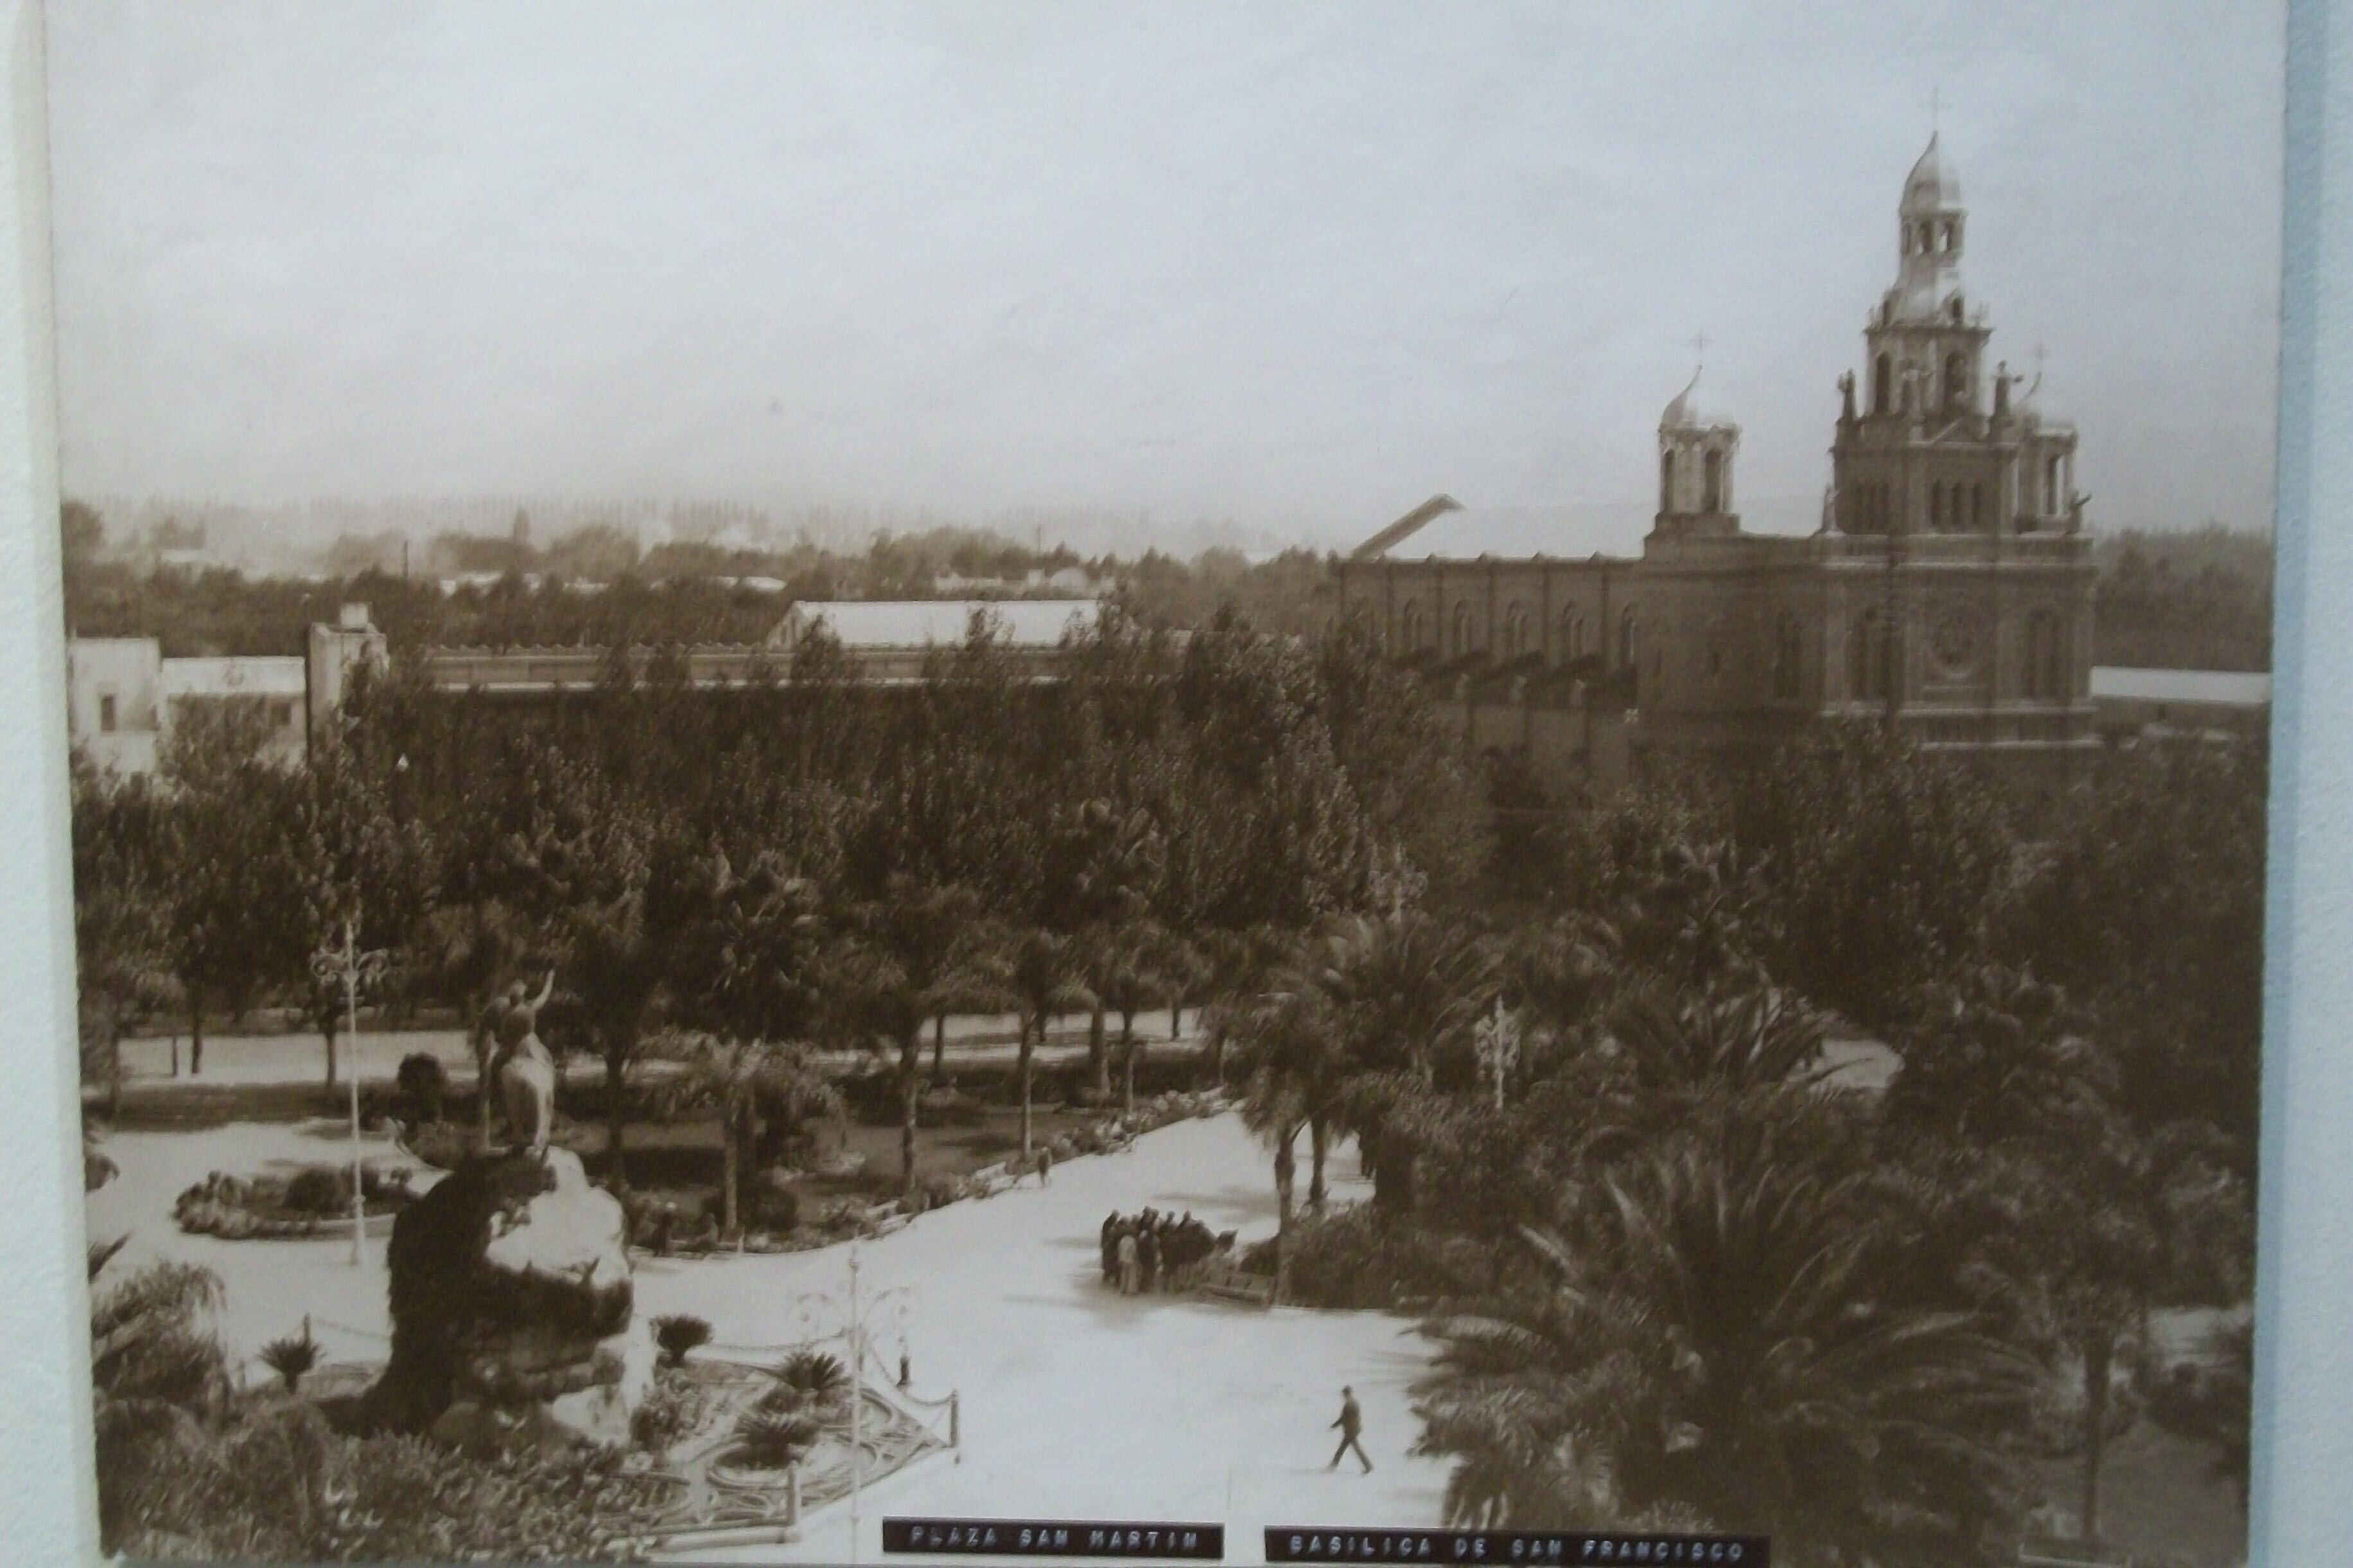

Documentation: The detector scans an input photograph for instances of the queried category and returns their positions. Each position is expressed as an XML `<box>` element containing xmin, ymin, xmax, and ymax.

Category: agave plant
<box><xmin>257</xmin><ymin>1321</ymin><xmax>320</xmax><ymax>1393</ymax></box>
<box><xmin>733</xmin><ymin>1406</ymin><xmax>821</xmax><ymax>1470</ymax></box>
<box><xmin>651</xmin><ymin>1313</ymin><xmax>713</xmax><ymax>1370</ymax></box>
<box><xmin>773</xmin><ymin>1348</ymin><xmax>848</xmax><ymax>1400</ymax></box>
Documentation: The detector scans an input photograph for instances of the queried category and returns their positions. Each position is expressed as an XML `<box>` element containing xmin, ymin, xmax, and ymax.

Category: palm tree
<box><xmin>1605</xmin><ymin>984</ymin><xmax>1829</xmax><ymax>1099</ymax></box>
<box><xmin>816</xmin><ymin>880</ymin><xmax>984</xmax><ymax>1194</ymax></box>
<box><xmin>1002</xmin><ymin>929</ymin><xmax>1092</xmax><ymax>1163</ymax></box>
<box><xmin>1192</xmin><ymin>924</ymin><xmax>1291</xmax><ymax>1087</ymax></box>
<box><xmin>87</xmin><ymin>1248</ymin><xmax>231</xmax><ymax>1553</ymax></box>
<box><xmin>658</xmin><ymin>1030</ymin><xmax>841</xmax><ymax>1238</ymax></box>
<box><xmin>1092</xmin><ymin>923</ymin><xmax>1167</xmax><ymax>1114</ymax></box>
<box><xmin>565</xmin><ymin>889</ymin><xmax>672</xmax><ymax>1191</ymax></box>
<box><xmin>1292</xmin><ymin>908</ymin><xmax>1492</xmax><ymax>1088</ymax></box>
<box><xmin>1232</xmin><ymin>986</ymin><xmax>1354</xmax><ymax>1226</ymax></box>
<box><xmin>1412</xmin><ymin>1129</ymin><xmax>2037</xmax><ymax>1562</ymax></box>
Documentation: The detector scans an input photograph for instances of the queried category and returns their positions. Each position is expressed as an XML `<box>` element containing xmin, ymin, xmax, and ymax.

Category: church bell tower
<box><xmin>1653</xmin><ymin>365</ymin><xmax>1740</xmax><ymax>541</ymax></box>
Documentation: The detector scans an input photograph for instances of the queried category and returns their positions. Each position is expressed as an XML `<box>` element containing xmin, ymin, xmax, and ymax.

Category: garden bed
<box><xmin>173</xmin><ymin>1162</ymin><xmax>420</xmax><ymax>1241</ymax></box>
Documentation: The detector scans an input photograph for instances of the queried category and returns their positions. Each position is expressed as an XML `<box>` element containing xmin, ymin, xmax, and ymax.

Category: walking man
<box><xmin>1036</xmin><ymin>1146</ymin><xmax>1054</xmax><ymax>1186</ymax></box>
<box><xmin>1327</xmin><ymin>1386</ymin><xmax>1373</xmax><ymax>1473</ymax></box>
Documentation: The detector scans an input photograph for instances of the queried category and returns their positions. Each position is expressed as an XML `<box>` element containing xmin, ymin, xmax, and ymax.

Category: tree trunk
<box><xmin>604</xmin><ymin>1045</ymin><xmax>629</xmax><ymax>1194</ymax></box>
<box><xmin>900</xmin><ymin>1027</ymin><xmax>922</xmax><ymax>1196</ymax></box>
<box><xmin>1088</xmin><ymin>1005</ymin><xmax>1110</xmax><ymax>1100</ymax></box>
<box><xmin>106</xmin><ymin>1020</ymin><xmax>123</xmax><ymax>1121</ymax></box>
<box><xmin>474</xmin><ymin>1007</ymin><xmax>494</xmax><ymax>1144</ymax></box>
<box><xmin>323</xmin><ymin>1024</ymin><xmax>338</xmax><ymax>1089</ymax></box>
<box><xmin>1274</xmin><ymin>1123</ymin><xmax>1297</xmax><ymax>1230</ymax></box>
<box><xmin>1309</xmin><ymin>1116</ymin><xmax>1329</xmax><ymax>1211</ymax></box>
<box><xmin>1170</xmin><ymin>1000</ymin><xmax>1182</xmax><ymax>1041</ymax></box>
<box><xmin>189</xmin><ymin>1000</ymin><xmax>204</xmax><ymax>1077</ymax></box>
<box><xmin>931</xmin><ymin>1013</ymin><xmax>948</xmax><ymax>1083</ymax></box>
<box><xmin>1119</xmin><ymin>1013</ymin><xmax>1139</xmax><ymax>1113</ymax></box>
<box><xmin>1018</xmin><ymin>1016</ymin><xmax>1036</xmax><ymax>1162</ymax></box>
<box><xmin>2081</xmin><ymin>1329</ymin><xmax>2114</xmax><ymax>1542</ymax></box>
<box><xmin>722</xmin><ymin>1111</ymin><xmax>742</xmax><ymax>1239</ymax></box>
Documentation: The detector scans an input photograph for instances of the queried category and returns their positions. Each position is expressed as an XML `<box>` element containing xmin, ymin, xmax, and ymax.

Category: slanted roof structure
<box><xmin>781</xmin><ymin>598</ymin><xmax>1101</xmax><ymax>650</ymax></box>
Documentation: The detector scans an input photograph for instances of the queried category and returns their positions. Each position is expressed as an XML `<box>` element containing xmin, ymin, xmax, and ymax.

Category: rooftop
<box><xmin>2089</xmin><ymin>666</ymin><xmax>2271</xmax><ymax>708</ymax></box>
<box><xmin>1356</xmin><ymin>495</ymin><xmax>1825</xmax><ymax>561</ymax></box>
<box><xmin>787</xmin><ymin>599</ymin><xmax>1102</xmax><ymax>649</ymax></box>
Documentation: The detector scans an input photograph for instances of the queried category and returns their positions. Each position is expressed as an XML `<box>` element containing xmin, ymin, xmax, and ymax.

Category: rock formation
<box><xmin>337</xmin><ymin>1146</ymin><xmax>652</xmax><ymax>1452</ymax></box>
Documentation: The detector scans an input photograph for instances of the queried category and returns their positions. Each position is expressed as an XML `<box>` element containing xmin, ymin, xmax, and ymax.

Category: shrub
<box><xmin>257</xmin><ymin>1323</ymin><xmax>320</xmax><ymax>1392</ymax></box>
<box><xmin>114</xmin><ymin>1401</ymin><xmax>676</xmax><ymax>1560</ymax></box>
<box><xmin>281</xmin><ymin>1165</ymin><xmax>348</xmax><ymax>1216</ymax></box>
<box><xmin>746</xmin><ymin>1173</ymin><xmax>800</xmax><ymax>1233</ymax></box>
<box><xmin>651</xmin><ymin>1314</ymin><xmax>712</xmax><ymax>1369</ymax></box>
<box><xmin>629</xmin><ymin>1369</ymin><xmax>710</xmax><ymax>1452</ymax></box>
<box><xmin>1281</xmin><ymin>1205</ymin><xmax>1478</xmax><ymax>1309</ymax></box>
<box><xmin>396</xmin><ymin>1052</ymin><xmax>448</xmax><ymax>1124</ymax></box>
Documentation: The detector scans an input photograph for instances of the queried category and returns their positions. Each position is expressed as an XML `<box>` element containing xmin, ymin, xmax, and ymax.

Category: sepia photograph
<box><xmin>48</xmin><ymin>4</ymin><xmax>2283</xmax><ymax>1564</ymax></box>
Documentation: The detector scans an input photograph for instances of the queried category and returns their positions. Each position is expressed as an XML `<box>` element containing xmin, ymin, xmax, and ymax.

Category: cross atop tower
<box><xmin>1690</xmin><ymin>331</ymin><xmax>1710</xmax><ymax>367</ymax></box>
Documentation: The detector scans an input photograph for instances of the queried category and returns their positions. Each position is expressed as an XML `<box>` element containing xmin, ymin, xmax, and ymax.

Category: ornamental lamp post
<box><xmin>1473</xmin><ymin>997</ymin><xmax>1522</xmax><ymax>1113</ymax></box>
<box><xmin>311</xmin><ymin>919</ymin><xmax>391</xmax><ymax>1268</ymax></box>
<box><xmin>838</xmin><ymin>1241</ymin><xmax>911</xmax><ymax>1567</ymax></box>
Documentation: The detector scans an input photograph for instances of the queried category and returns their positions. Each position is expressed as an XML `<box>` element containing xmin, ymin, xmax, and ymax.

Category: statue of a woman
<box><xmin>490</xmin><ymin>971</ymin><xmax>557</xmax><ymax>1156</ymax></box>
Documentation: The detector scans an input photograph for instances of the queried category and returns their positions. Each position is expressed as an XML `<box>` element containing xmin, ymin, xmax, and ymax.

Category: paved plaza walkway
<box><xmin>85</xmin><ymin>1110</ymin><xmax>1453</xmax><ymax>1562</ymax></box>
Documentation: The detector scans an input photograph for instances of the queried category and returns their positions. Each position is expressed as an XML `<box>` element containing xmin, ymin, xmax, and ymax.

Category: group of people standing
<box><xmin>1100</xmin><ymin>1208</ymin><xmax>1225</xmax><ymax>1295</ymax></box>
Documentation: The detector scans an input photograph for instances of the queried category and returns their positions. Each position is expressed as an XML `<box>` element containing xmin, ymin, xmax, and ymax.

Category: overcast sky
<box><xmin>46</xmin><ymin>2</ymin><xmax>2285</xmax><ymax>553</ymax></box>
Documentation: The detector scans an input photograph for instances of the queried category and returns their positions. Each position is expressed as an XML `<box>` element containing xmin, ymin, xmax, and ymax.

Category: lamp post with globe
<box><xmin>311</xmin><ymin>919</ymin><xmax>391</xmax><ymax>1267</ymax></box>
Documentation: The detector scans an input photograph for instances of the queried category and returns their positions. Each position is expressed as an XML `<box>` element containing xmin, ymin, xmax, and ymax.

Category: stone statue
<box><xmin>490</xmin><ymin>971</ymin><xmax>557</xmax><ymax>1156</ymax></box>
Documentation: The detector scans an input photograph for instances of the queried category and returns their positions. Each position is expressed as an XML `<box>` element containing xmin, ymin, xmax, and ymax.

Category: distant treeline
<box><xmin>61</xmin><ymin>499</ymin><xmax>1336</xmax><ymax>655</ymax></box>
<box><xmin>62</xmin><ymin>499</ymin><xmax>2273</xmax><ymax>672</ymax></box>
<box><xmin>2092</xmin><ymin>526</ymin><xmax>2273</xmax><ymax>672</ymax></box>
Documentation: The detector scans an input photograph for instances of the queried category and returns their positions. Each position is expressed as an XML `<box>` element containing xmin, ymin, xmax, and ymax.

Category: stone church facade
<box><xmin>1335</xmin><ymin>136</ymin><xmax>2099</xmax><ymax>803</ymax></box>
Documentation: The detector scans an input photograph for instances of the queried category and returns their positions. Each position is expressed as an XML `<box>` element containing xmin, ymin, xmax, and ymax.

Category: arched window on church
<box><xmin>1660</xmin><ymin>449</ymin><xmax>1676</xmax><ymax>513</ymax></box>
<box><xmin>1873</xmin><ymin>354</ymin><xmax>1892</xmax><ymax>415</ymax></box>
<box><xmin>1701</xmin><ymin>449</ymin><xmax>1722</xmax><ymax>513</ymax></box>
<box><xmin>1929</xmin><ymin>482</ymin><xmax>1943</xmax><ymax>532</ymax></box>
<box><xmin>1943</xmin><ymin>219</ymin><xmax>1958</xmax><ymax>252</ymax></box>
<box><xmin>1972</xmin><ymin>482</ymin><xmax>1987</xmax><ymax>529</ymax></box>
<box><xmin>1619</xmin><ymin>609</ymin><xmax>1637</xmax><ymax>673</ymax></box>
<box><xmin>1502</xmin><ymin>602</ymin><xmax>1527</xmax><ymax>660</ymax></box>
<box><xmin>2045</xmin><ymin>454</ymin><xmax>2063</xmax><ymax>516</ymax></box>
<box><xmin>1948</xmin><ymin>296</ymin><xmax>1966</xmax><ymax>325</ymax></box>
<box><xmin>1451</xmin><ymin>601</ymin><xmax>1472</xmax><ymax>659</ymax></box>
<box><xmin>1561</xmin><ymin>607</ymin><xmax>1585</xmax><ymax>664</ymax></box>
<box><xmin>1400</xmin><ymin>601</ymin><xmax>1422</xmax><ymax>653</ymax></box>
<box><xmin>1945</xmin><ymin>351</ymin><xmax>1968</xmax><ymax>411</ymax></box>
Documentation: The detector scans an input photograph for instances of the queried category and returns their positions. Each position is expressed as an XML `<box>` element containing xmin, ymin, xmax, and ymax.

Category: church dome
<box><xmin>1902</xmin><ymin>132</ymin><xmax>1960</xmax><ymax>214</ymax></box>
<box><xmin>1659</xmin><ymin>367</ymin><xmax>1729</xmax><ymax>432</ymax></box>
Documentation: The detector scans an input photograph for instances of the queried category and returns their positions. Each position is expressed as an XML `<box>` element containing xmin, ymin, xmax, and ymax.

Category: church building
<box><xmin>1335</xmin><ymin>136</ymin><xmax>2099</xmax><ymax>803</ymax></box>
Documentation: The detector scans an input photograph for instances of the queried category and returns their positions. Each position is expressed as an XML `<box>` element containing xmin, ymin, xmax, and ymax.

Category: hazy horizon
<box><xmin>49</xmin><ymin>3</ymin><xmax>2286</xmax><ymax>559</ymax></box>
